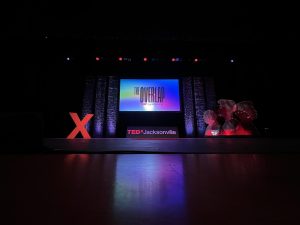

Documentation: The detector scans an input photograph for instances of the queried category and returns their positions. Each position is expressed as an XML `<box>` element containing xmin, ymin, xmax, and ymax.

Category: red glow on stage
<box><xmin>143</xmin><ymin>57</ymin><xmax>148</xmax><ymax>62</ymax></box>
<box><xmin>118</xmin><ymin>57</ymin><xmax>123</xmax><ymax>61</ymax></box>
<box><xmin>194</xmin><ymin>58</ymin><xmax>199</xmax><ymax>62</ymax></box>
<box><xmin>221</xmin><ymin>128</ymin><xmax>252</xmax><ymax>136</ymax></box>
<box><xmin>235</xmin><ymin>125</ymin><xmax>252</xmax><ymax>136</ymax></box>
<box><xmin>96</xmin><ymin>57</ymin><xmax>100</xmax><ymax>61</ymax></box>
<box><xmin>67</xmin><ymin>112</ymin><xmax>94</xmax><ymax>139</ymax></box>
<box><xmin>221</xmin><ymin>129</ymin><xmax>236</xmax><ymax>136</ymax></box>
<box><xmin>171</xmin><ymin>58</ymin><xmax>176</xmax><ymax>62</ymax></box>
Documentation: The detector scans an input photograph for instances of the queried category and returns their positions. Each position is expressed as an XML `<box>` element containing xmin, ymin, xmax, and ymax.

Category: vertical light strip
<box><xmin>182</xmin><ymin>77</ymin><xmax>195</xmax><ymax>137</ymax></box>
<box><xmin>93</xmin><ymin>76</ymin><xmax>107</xmax><ymax>137</ymax></box>
<box><xmin>193</xmin><ymin>77</ymin><xmax>206</xmax><ymax>136</ymax></box>
<box><xmin>106</xmin><ymin>76</ymin><xmax>119</xmax><ymax>137</ymax></box>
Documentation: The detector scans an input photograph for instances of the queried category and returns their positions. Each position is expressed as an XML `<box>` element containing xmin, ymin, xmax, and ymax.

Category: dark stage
<box><xmin>2</xmin><ymin>3</ymin><xmax>298</xmax><ymax>224</ymax></box>
<box><xmin>44</xmin><ymin>137</ymin><xmax>300</xmax><ymax>153</ymax></box>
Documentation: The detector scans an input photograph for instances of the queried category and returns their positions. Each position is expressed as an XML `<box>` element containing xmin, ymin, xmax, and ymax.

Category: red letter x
<box><xmin>67</xmin><ymin>112</ymin><xmax>94</xmax><ymax>139</ymax></box>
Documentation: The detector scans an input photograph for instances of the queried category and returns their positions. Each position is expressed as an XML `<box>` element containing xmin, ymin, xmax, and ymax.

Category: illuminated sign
<box><xmin>126</xmin><ymin>126</ymin><xmax>179</xmax><ymax>138</ymax></box>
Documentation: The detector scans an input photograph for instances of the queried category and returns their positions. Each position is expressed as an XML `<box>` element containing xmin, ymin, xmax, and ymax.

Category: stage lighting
<box><xmin>171</xmin><ymin>57</ymin><xmax>182</xmax><ymax>62</ymax></box>
<box><xmin>230</xmin><ymin>59</ymin><xmax>235</xmax><ymax>63</ymax></box>
<box><xmin>66</xmin><ymin>57</ymin><xmax>70</xmax><ymax>61</ymax></box>
<box><xmin>194</xmin><ymin>58</ymin><xmax>199</xmax><ymax>62</ymax></box>
<box><xmin>96</xmin><ymin>57</ymin><xmax>100</xmax><ymax>61</ymax></box>
<box><xmin>118</xmin><ymin>57</ymin><xmax>123</xmax><ymax>61</ymax></box>
<box><xmin>143</xmin><ymin>57</ymin><xmax>148</xmax><ymax>62</ymax></box>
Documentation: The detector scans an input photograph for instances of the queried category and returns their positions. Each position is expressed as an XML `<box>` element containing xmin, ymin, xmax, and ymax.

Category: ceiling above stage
<box><xmin>3</xmin><ymin>2</ymin><xmax>297</xmax><ymax>44</ymax></box>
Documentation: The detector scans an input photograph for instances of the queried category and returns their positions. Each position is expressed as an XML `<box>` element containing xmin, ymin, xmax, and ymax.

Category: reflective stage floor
<box><xmin>1</xmin><ymin>153</ymin><xmax>300</xmax><ymax>225</ymax></box>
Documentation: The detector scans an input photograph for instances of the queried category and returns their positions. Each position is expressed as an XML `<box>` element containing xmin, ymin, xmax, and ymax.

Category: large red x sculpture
<box><xmin>67</xmin><ymin>112</ymin><xmax>94</xmax><ymax>139</ymax></box>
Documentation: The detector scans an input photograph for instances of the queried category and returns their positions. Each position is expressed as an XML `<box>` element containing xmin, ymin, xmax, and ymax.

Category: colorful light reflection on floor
<box><xmin>113</xmin><ymin>154</ymin><xmax>186</xmax><ymax>224</ymax></box>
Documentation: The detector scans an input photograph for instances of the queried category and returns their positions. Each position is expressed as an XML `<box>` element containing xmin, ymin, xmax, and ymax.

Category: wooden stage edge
<box><xmin>43</xmin><ymin>138</ymin><xmax>300</xmax><ymax>153</ymax></box>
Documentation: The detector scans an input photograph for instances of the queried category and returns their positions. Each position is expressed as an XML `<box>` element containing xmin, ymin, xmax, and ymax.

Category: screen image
<box><xmin>119</xmin><ymin>79</ymin><xmax>180</xmax><ymax>111</ymax></box>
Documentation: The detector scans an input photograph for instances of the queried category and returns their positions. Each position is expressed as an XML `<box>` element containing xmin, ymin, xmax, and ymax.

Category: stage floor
<box><xmin>44</xmin><ymin>137</ymin><xmax>300</xmax><ymax>153</ymax></box>
<box><xmin>1</xmin><ymin>153</ymin><xmax>300</xmax><ymax>225</ymax></box>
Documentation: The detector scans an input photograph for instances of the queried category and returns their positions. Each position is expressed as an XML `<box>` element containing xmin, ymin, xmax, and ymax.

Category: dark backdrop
<box><xmin>1</xmin><ymin>2</ymin><xmax>298</xmax><ymax>138</ymax></box>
